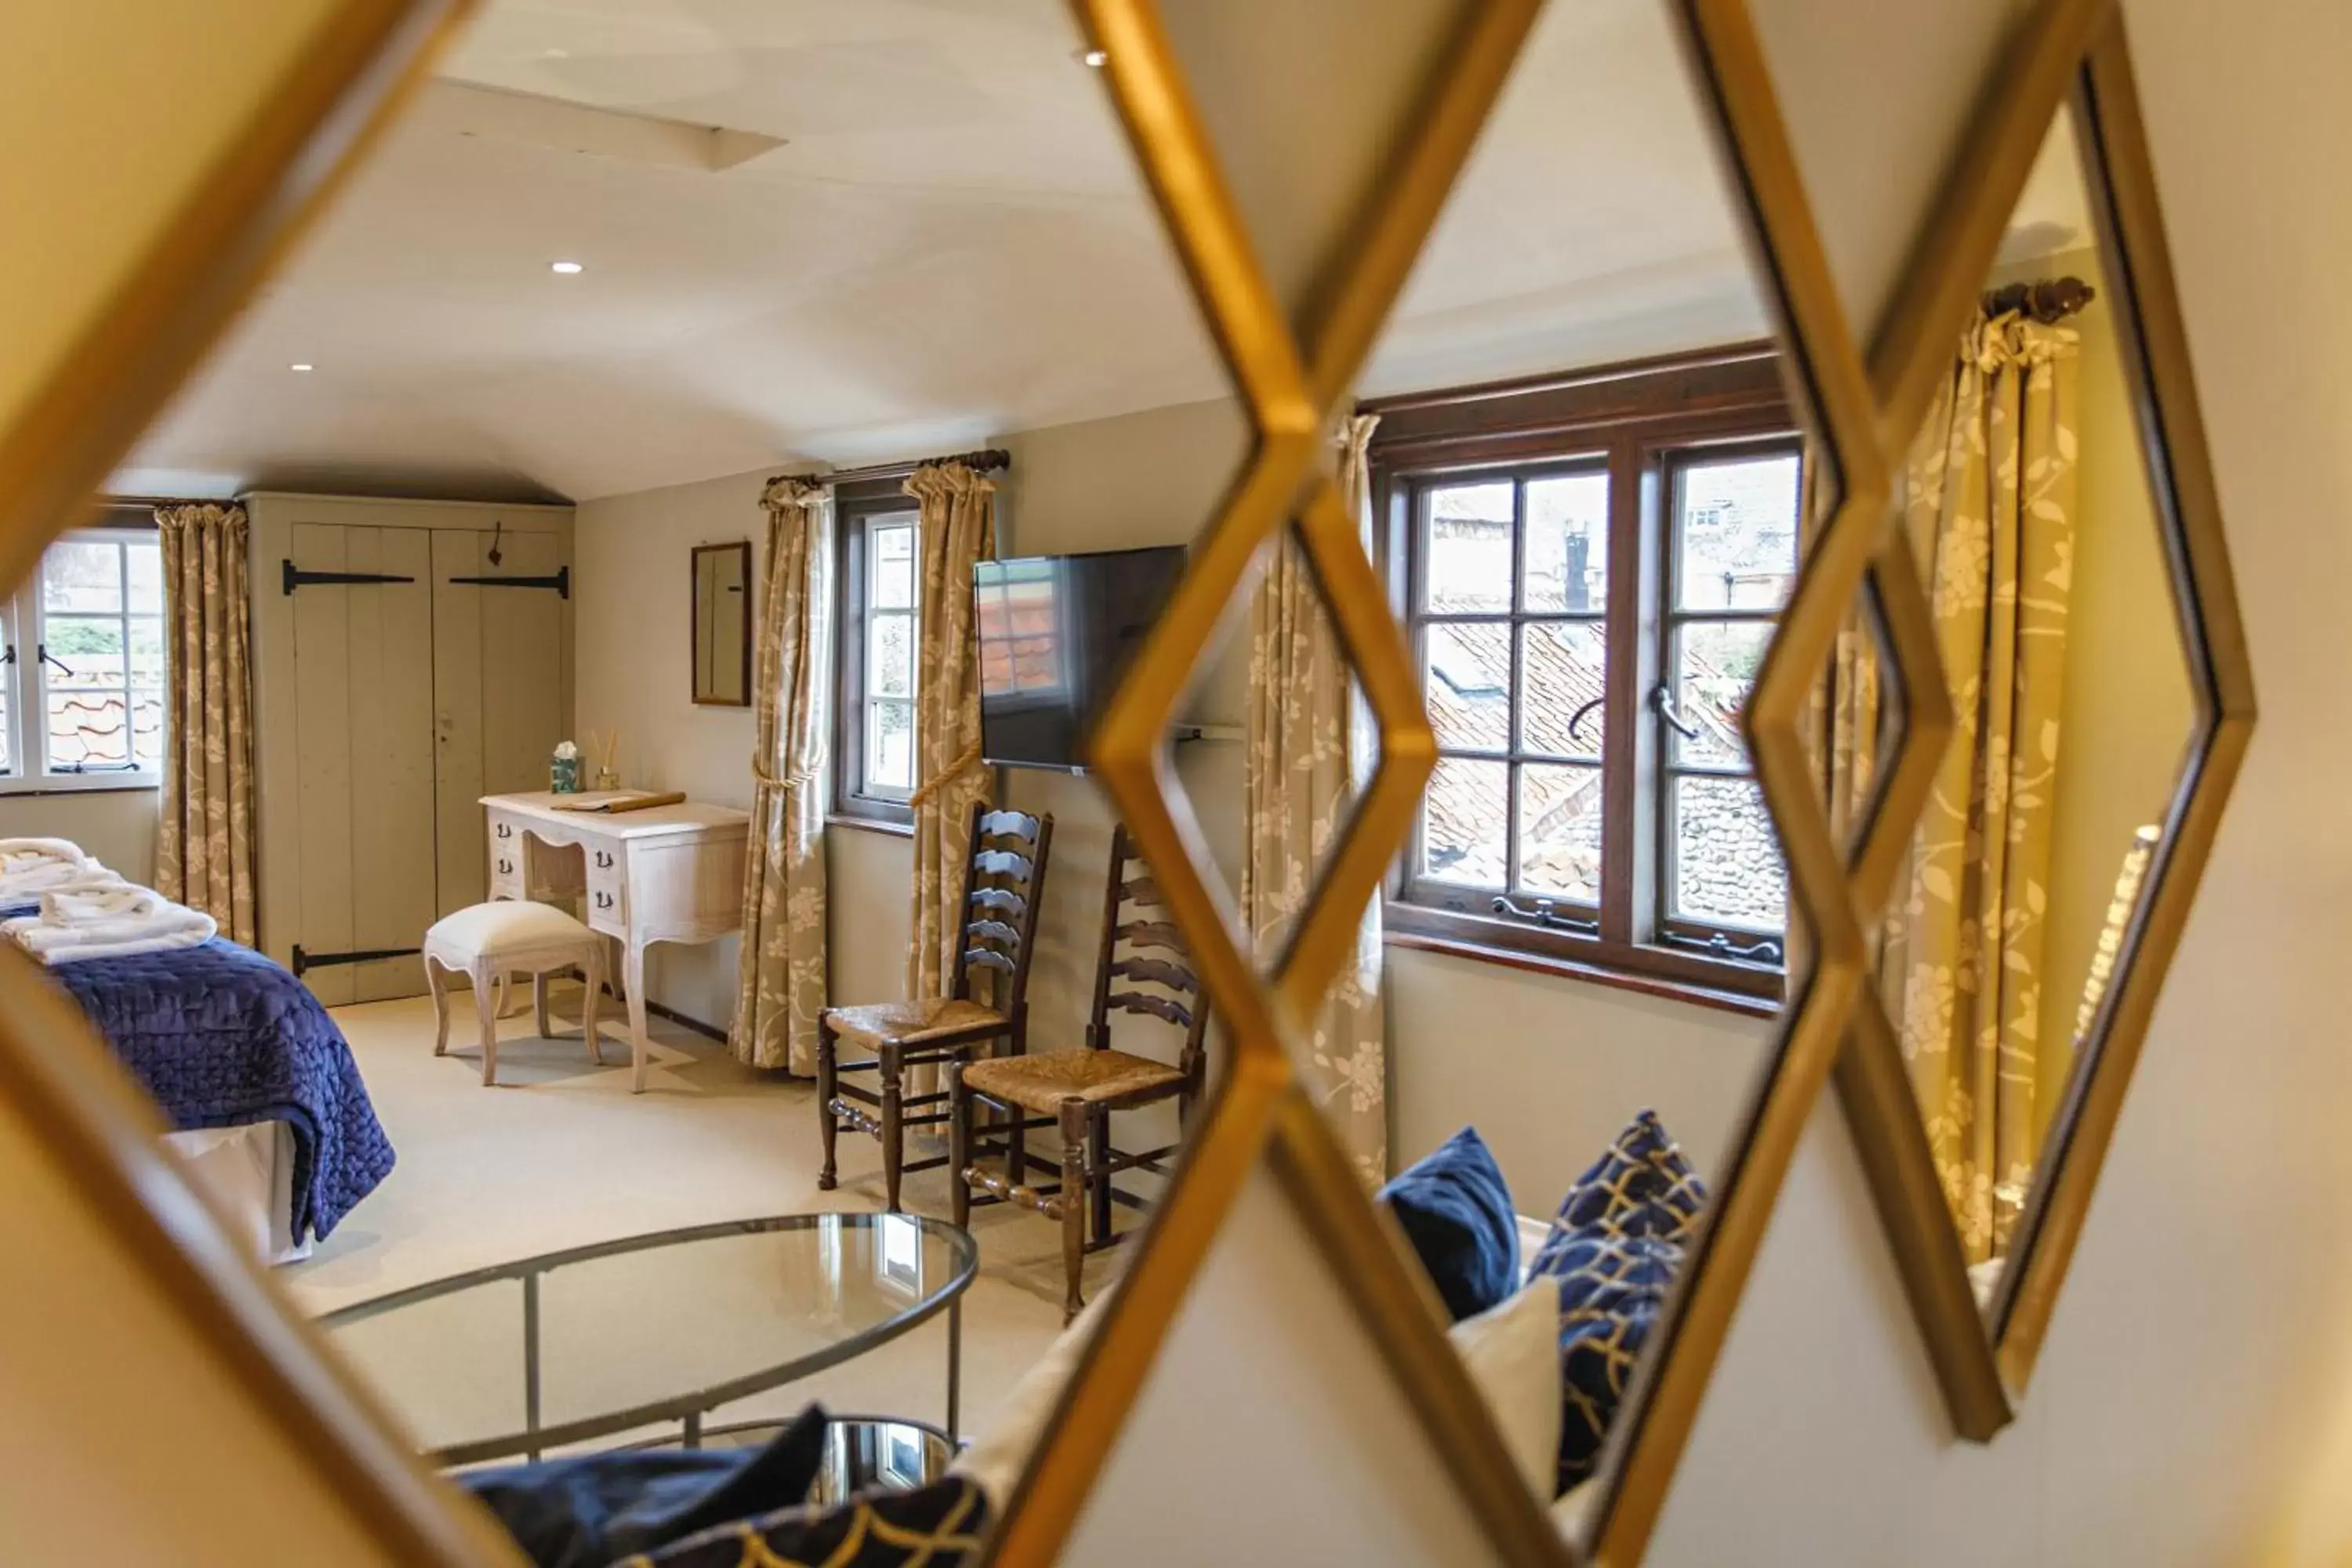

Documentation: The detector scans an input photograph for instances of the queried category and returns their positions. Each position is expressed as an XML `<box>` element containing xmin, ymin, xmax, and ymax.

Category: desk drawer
<box><xmin>489</xmin><ymin>847</ymin><xmax>524</xmax><ymax>900</ymax></box>
<box><xmin>586</xmin><ymin>850</ymin><xmax>627</xmax><ymax>935</ymax></box>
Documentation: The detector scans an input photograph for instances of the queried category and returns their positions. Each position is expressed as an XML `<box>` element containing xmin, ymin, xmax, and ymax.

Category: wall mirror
<box><xmin>1838</xmin><ymin>20</ymin><xmax>2252</xmax><ymax>1427</ymax></box>
<box><xmin>691</xmin><ymin>541</ymin><xmax>751</xmax><ymax>706</ymax></box>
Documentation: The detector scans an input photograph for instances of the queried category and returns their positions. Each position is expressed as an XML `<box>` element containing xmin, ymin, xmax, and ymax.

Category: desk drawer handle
<box><xmin>497</xmin><ymin>857</ymin><xmax>514</xmax><ymax>875</ymax></box>
<box><xmin>594</xmin><ymin>851</ymin><xmax>613</xmax><ymax>869</ymax></box>
<box><xmin>495</xmin><ymin>822</ymin><xmax>513</xmax><ymax>839</ymax></box>
<box><xmin>594</xmin><ymin>891</ymin><xmax>614</xmax><ymax>910</ymax></box>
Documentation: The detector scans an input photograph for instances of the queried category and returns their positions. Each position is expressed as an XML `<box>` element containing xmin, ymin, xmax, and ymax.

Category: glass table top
<box><xmin>321</xmin><ymin>1214</ymin><xmax>977</xmax><ymax>1465</ymax></box>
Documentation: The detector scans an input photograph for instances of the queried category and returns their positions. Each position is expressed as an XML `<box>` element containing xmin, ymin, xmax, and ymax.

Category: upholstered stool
<box><xmin>423</xmin><ymin>902</ymin><xmax>606</xmax><ymax>1087</ymax></box>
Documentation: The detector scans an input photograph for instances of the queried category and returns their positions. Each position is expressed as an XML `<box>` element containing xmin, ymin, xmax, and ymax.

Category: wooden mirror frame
<box><xmin>690</xmin><ymin>539</ymin><xmax>753</xmax><ymax>708</ymax></box>
<box><xmin>986</xmin><ymin>2</ymin><xmax>1893</xmax><ymax>1564</ymax></box>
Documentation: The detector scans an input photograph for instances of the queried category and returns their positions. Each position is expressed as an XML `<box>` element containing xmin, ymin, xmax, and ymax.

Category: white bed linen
<box><xmin>162</xmin><ymin>1120</ymin><xmax>310</xmax><ymax>1265</ymax></box>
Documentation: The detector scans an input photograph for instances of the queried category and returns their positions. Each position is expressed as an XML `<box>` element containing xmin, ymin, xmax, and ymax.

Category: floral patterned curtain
<box><xmin>730</xmin><ymin>477</ymin><xmax>832</xmax><ymax>1072</ymax></box>
<box><xmin>1882</xmin><ymin>308</ymin><xmax>2080</xmax><ymax>1262</ymax></box>
<box><xmin>1241</xmin><ymin>414</ymin><xmax>1387</xmax><ymax>1183</ymax></box>
<box><xmin>154</xmin><ymin>501</ymin><xmax>256</xmax><ymax>946</ymax></box>
<box><xmin>904</xmin><ymin>461</ymin><xmax>997</xmax><ymax>1094</ymax></box>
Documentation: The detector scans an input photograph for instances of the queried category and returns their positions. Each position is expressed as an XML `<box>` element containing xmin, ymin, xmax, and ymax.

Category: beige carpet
<box><xmin>285</xmin><ymin>989</ymin><xmax>1123</xmax><ymax>1454</ymax></box>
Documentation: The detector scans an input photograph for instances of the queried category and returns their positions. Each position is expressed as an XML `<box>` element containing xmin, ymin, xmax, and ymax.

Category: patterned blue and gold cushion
<box><xmin>1528</xmin><ymin>1111</ymin><xmax>1708</xmax><ymax>1495</ymax></box>
<box><xmin>1537</xmin><ymin>1108</ymin><xmax>1708</xmax><ymax>1250</ymax></box>
<box><xmin>619</xmin><ymin>1474</ymin><xmax>988</xmax><ymax>1568</ymax></box>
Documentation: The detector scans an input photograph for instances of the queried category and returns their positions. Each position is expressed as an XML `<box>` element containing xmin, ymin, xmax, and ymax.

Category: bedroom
<box><xmin>0</xmin><ymin>0</ymin><xmax>2325</xmax><ymax>1564</ymax></box>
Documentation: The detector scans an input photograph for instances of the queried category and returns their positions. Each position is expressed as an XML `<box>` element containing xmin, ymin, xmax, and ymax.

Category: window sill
<box><xmin>1383</xmin><ymin>928</ymin><xmax>1780</xmax><ymax>1021</ymax></box>
<box><xmin>826</xmin><ymin>813</ymin><xmax>913</xmax><ymax>840</ymax></box>
<box><xmin>0</xmin><ymin>777</ymin><xmax>162</xmax><ymax>798</ymax></box>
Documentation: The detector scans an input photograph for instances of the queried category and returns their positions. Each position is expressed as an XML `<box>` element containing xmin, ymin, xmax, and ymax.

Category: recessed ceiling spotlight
<box><xmin>1077</xmin><ymin>47</ymin><xmax>1109</xmax><ymax>68</ymax></box>
<box><xmin>289</xmin><ymin>363</ymin><xmax>314</xmax><ymax>372</ymax></box>
<box><xmin>550</xmin><ymin>260</ymin><xmax>585</xmax><ymax>274</ymax></box>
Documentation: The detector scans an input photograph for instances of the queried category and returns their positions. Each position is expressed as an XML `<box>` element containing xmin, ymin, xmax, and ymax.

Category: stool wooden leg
<box><xmin>880</xmin><ymin>1044</ymin><xmax>905</xmax><ymax>1214</ymax></box>
<box><xmin>426</xmin><ymin>956</ymin><xmax>451</xmax><ymax>1057</ymax></box>
<box><xmin>949</xmin><ymin>1064</ymin><xmax>972</xmax><ymax>1230</ymax></box>
<box><xmin>1090</xmin><ymin>1106</ymin><xmax>1113</xmax><ymax>1245</ymax></box>
<box><xmin>473</xmin><ymin>963</ymin><xmax>499</xmax><ymax>1087</ymax></box>
<box><xmin>815</xmin><ymin>1018</ymin><xmax>840</xmax><ymax>1192</ymax></box>
<box><xmin>534</xmin><ymin>971</ymin><xmax>553</xmax><ymax>1039</ymax></box>
<box><xmin>580</xmin><ymin>949</ymin><xmax>604</xmax><ymax>1065</ymax></box>
<box><xmin>1059</xmin><ymin>1098</ymin><xmax>1088</xmax><ymax>1324</ymax></box>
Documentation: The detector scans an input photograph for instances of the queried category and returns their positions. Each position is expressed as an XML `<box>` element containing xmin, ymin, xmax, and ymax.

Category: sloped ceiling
<box><xmin>114</xmin><ymin>0</ymin><xmax>2085</xmax><ymax>505</ymax></box>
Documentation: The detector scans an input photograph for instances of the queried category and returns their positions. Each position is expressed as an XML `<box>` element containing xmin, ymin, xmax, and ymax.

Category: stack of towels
<box><xmin>0</xmin><ymin>840</ymin><xmax>217</xmax><ymax>965</ymax></box>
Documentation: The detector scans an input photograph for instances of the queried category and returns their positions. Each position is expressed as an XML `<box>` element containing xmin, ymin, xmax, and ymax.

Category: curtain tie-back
<box><xmin>751</xmin><ymin>756</ymin><xmax>822</xmax><ymax>790</ymax></box>
<box><xmin>907</xmin><ymin>739</ymin><xmax>982</xmax><ymax>810</ymax></box>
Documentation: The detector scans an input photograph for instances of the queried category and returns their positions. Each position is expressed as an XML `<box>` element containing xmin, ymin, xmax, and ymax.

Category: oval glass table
<box><xmin>320</xmin><ymin>1213</ymin><xmax>978</xmax><ymax>1468</ymax></box>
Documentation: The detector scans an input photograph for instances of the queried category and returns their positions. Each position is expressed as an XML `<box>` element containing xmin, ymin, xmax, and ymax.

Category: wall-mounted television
<box><xmin>975</xmin><ymin>545</ymin><xmax>1186</xmax><ymax>772</ymax></box>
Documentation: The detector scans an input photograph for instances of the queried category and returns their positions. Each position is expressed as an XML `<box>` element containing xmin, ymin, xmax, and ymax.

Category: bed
<box><xmin>18</xmin><ymin>918</ymin><xmax>394</xmax><ymax>1264</ymax></box>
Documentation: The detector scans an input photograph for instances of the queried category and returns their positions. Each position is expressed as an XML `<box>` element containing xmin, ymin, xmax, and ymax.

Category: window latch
<box><xmin>1649</xmin><ymin>682</ymin><xmax>1700</xmax><ymax>739</ymax></box>
<box><xmin>1490</xmin><ymin>895</ymin><xmax>1599</xmax><ymax>937</ymax></box>
<box><xmin>36</xmin><ymin>644</ymin><xmax>72</xmax><ymax>678</ymax></box>
<box><xmin>2</xmin><ymin>644</ymin><xmax>13</xmax><ymax>665</ymax></box>
<box><xmin>1566</xmin><ymin>696</ymin><xmax>1603</xmax><ymax>748</ymax></box>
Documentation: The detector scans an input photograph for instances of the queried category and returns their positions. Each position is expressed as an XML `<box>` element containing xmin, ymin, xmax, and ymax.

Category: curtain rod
<box><xmin>1984</xmin><ymin>275</ymin><xmax>2095</xmax><ymax>324</ymax></box>
<box><xmin>774</xmin><ymin>447</ymin><xmax>1011</xmax><ymax>490</ymax></box>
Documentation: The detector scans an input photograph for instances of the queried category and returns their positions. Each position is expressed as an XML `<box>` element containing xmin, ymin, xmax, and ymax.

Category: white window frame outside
<box><xmin>0</xmin><ymin>527</ymin><xmax>168</xmax><ymax>794</ymax></box>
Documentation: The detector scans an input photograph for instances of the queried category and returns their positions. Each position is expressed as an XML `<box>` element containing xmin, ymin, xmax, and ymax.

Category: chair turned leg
<box><xmin>473</xmin><ymin>963</ymin><xmax>499</xmax><ymax>1087</ymax></box>
<box><xmin>580</xmin><ymin>949</ymin><xmax>604</xmax><ymax>1065</ymax></box>
<box><xmin>1059</xmin><ymin>1098</ymin><xmax>1088</xmax><ymax>1324</ymax></box>
<box><xmin>880</xmin><ymin>1044</ymin><xmax>906</xmax><ymax>1214</ymax></box>
<box><xmin>426</xmin><ymin>957</ymin><xmax>451</xmax><ymax>1057</ymax></box>
<box><xmin>948</xmin><ymin>1063</ymin><xmax>972</xmax><ymax>1230</ymax></box>
<box><xmin>1006</xmin><ymin>1041</ymin><xmax>1027</xmax><ymax>1189</ymax></box>
<box><xmin>534</xmin><ymin>971</ymin><xmax>553</xmax><ymax>1039</ymax></box>
<box><xmin>815</xmin><ymin>1018</ymin><xmax>839</xmax><ymax>1192</ymax></box>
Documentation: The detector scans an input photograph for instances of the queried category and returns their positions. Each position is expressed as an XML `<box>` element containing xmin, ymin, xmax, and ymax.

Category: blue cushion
<box><xmin>1528</xmin><ymin>1112</ymin><xmax>1709</xmax><ymax>1495</ymax></box>
<box><xmin>462</xmin><ymin>1405</ymin><xmax>828</xmax><ymax>1568</ymax></box>
<box><xmin>626</xmin><ymin>1475</ymin><xmax>988</xmax><ymax>1567</ymax></box>
<box><xmin>1377</xmin><ymin>1126</ymin><xmax>1519</xmax><ymax>1322</ymax></box>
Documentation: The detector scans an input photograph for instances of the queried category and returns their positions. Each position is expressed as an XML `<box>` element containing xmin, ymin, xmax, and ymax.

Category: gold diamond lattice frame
<box><xmin>1832</xmin><ymin>0</ymin><xmax>2256</xmax><ymax>1440</ymax></box>
<box><xmin>989</xmin><ymin>2</ymin><xmax>1892</xmax><ymax>1564</ymax></box>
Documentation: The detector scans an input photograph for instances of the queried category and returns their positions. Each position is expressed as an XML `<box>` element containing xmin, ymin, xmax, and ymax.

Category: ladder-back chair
<box><xmin>817</xmin><ymin>802</ymin><xmax>1053</xmax><ymax>1212</ymax></box>
<box><xmin>949</xmin><ymin>824</ymin><xmax>1209</xmax><ymax>1321</ymax></box>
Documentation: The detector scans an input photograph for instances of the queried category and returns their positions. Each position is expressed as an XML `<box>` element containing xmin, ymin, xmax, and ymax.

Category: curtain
<box><xmin>1881</xmin><ymin>308</ymin><xmax>2081</xmax><ymax>1262</ymax></box>
<box><xmin>154</xmin><ymin>502</ymin><xmax>257</xmax><ymax>946</ymax></box>
<box><xmin>904</xmin><ymin>462</ymin><xmax>998</xmax><ymax>1092</ymax></box>
<box><xmin>731</xmin><ymin>477</ymin><xmax>833</xmax><ymax>1073</ymax></box>
<box><xmin>1242</xmin><ymin>413</ymin><xmax>1387</xmax><ymax>1184</ymax></box>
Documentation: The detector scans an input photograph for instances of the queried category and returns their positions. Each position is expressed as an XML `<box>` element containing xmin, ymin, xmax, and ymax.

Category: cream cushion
<box><xmin>426</xmin><ymin>900</ymin><xmax>594</xmax><ymax>959</ymax></box>
<box><xmin>952</xmin><ymin>1276</ymin><xmax>1563</xmax><ymax>1508</ymax></box>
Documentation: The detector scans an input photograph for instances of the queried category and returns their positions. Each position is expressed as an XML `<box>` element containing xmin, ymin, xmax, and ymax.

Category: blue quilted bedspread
<box><xmin>42</xmin><ymin>938</ymin><xmax>394</xmax><ymax>1244</ymax></box>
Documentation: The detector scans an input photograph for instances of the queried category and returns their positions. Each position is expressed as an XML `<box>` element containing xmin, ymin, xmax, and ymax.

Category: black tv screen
<box><xmin>975</xmin><ymin>546</ymin><xmax>1185</xmax><ymax>771</ymax></box>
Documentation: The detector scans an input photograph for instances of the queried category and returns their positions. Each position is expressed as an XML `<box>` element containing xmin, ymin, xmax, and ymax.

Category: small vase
<box><xmin>551</xmin><ymin>756</ymin><xmax>581</xmax><ymax>793</ymax></box>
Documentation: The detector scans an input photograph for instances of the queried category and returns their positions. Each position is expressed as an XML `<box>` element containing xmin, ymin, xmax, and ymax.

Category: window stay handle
<box><xmin>36</xmin><ymin>644</ymin><xmax>73</xmax><ymax>678</ymax></box>
<box><xmin>1649</xmin><ymin>682</ymin><xmax>1700</xmax><ymax>740</ymax></box>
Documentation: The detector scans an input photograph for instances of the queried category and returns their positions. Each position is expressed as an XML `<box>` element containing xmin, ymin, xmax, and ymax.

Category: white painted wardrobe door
<box><xmin>430</xmin><ymin>531</ymin><xmax>484</xmax><ymax>916</ymax></box>
<box><xmin>288</xmin><ymin>523</ymin><xmax>356</xmax><ymax>1007</ymax></box>
<box><xmin>345</xmin><ymin>527</ymin><xmax>434</xmax><ymax>1003</ymax></box>
<box><xmin>288</xmin><ymin>524</ymin><xmax>437</xmax><ymax>1005</ymax></box>
<box><xmin>478</xmin><ymin>528</ymin><xmax>565</xmax><ymax>798</ymax></box>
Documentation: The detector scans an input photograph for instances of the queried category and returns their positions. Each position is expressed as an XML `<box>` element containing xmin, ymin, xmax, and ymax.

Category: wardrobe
<box><xmin>247</xmin><ymin>494</ymin><xmax>574</xmax><ymax>1004</ymax></box>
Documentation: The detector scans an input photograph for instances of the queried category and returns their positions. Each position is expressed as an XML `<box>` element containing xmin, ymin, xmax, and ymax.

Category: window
<box><xmin>833</xmin><ymin>481</ymin><xmax>921</xmax><ymax>825</ymax></box>
<box><xmin>1374</xmin><ymin>347</ymin><xmax>1798</xmax><ymax>1003</ymax></box>
<box><xmin>0</xmin><ymin>529</ymin><xmax>167</xmax><ymax>792</ymax></box>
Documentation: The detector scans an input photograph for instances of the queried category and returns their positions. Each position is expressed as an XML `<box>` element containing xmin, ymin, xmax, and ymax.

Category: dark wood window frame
<box><xmin>1367</xmin><ymin>343</ymin><xmax>1798</xmax><ymax>1013</ymax></box>
<box><xmin>832</xmin><ymin>477</ymin><xmax>923</xmax><ymax>829</ymax></box>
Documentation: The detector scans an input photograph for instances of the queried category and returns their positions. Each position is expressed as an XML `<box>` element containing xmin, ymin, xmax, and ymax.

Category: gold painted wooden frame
<box><xmin>1836</xmin><ymin>0</ymin><xmax>2256</xmax><ymax>1437</ymax></box>
<box><xmin>988</xmin><ymin>2</ymin><xmax>1890</xmax><ymax>1563</ymax></box>
<box><xmin>0</xmin><ymin>4</ymin><xmax>510</xmax><ymax>1558</ymax></box>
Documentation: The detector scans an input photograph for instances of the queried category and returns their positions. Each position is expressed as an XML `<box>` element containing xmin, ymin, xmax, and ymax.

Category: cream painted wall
<box><xmin>1077</xmin><ymin>2</ymin><xmax>2352</xmax><ymax>1564</ymax></box>
<box><xmin>0</xmin><ymin>791</ymin><xmax>158</xmax><ymax>883</ymax></box>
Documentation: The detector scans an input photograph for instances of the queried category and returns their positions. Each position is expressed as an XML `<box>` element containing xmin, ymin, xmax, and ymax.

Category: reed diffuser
<box><xmin>591</xmin><ymin>728</ymin><xmax>621</xmax><ymax>793</ymax></box>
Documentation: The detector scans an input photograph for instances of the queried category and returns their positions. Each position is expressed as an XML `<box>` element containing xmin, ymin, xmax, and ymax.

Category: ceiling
<box><xmin>116</xmin><ymin>0</ymin><xmax>2089</xmax><ymax>505</ymax></box>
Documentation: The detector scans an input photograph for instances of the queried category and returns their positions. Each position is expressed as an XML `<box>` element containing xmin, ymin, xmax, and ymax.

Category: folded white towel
<box><xmin>39</xmin><ymin>882</ymin><xmax>158</xmax><ymax>924</ymax></box>
<box><xmin>0</xmin><ymin>838</ymin><xmax>93</xmax><ymax>867</ymax></box>
<box><xmin>2</xmin><ymin>896</ymin><xmax>216</xmax><ymax>964</ymax></box>
<box><xmin>0</xmin><ymin>854</ymin><xmax>104</xmax><ymax>900</ymax></box>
